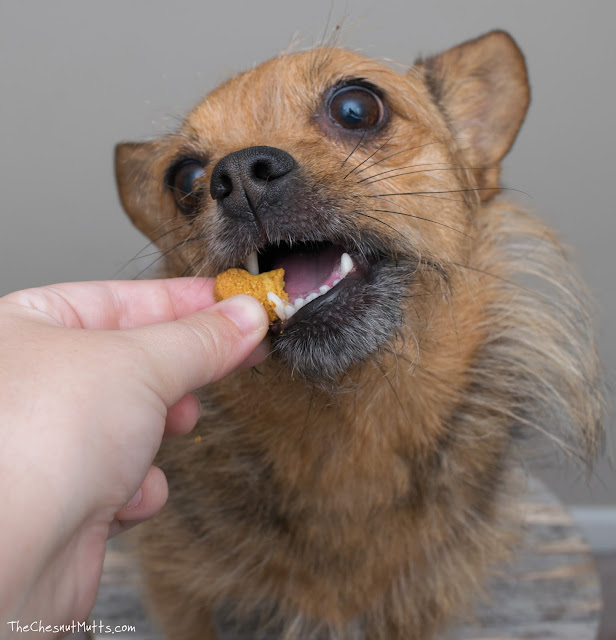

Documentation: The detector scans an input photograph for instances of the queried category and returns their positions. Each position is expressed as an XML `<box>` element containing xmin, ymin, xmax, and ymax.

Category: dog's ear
<box><xmin>115</xmin><ymin>139</ymin><xmax>176</xmax><ymax>235</ymax></box>
<box><xmin>417</xmin><ymin>30</ymin><xmax>529</xmax><ymax>200</ymax></box>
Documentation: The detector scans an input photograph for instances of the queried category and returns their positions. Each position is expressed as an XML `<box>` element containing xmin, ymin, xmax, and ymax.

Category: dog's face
<box><xmin>116</xmin><ymin>32</ymin><xmax>528</xmax><ymax>384</ymax></box>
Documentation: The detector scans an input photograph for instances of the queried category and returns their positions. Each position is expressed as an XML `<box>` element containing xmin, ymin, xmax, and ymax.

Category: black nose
<box><xmin>209</xmin><ymin>146</ymin><xmax>295</xmax><ymax>214</ymax></box>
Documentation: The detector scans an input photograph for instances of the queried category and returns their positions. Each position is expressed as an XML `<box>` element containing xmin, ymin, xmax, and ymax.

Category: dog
<box><xmin>115</xmin><ymin>30</ymin><xmax>604</xmax><ymax>640</ymax></box>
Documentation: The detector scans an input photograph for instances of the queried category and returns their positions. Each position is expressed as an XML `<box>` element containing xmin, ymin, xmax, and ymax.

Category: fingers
<box><xmin>131</xmin><ymin>294</ymin><xmax>269</xmax><ymax>407</ymax></box>
<box><xmin>164</xmin><ymin>393</ymin><xmax>202</xmax><ymax>437</ymax></box>
<box><xmin>2</xmin><ymin>279</ymin><xmax>271</xmax><ymax>409</ymax></box>
<box><xmin>109</xmin><ymin>465</ymin><xmax>169</xmax><ymax>538</ymax></box>
<box><xmin>2</xmin><ymin>278</ymin><xmax>217</xmax><ymax>330</ymax></box>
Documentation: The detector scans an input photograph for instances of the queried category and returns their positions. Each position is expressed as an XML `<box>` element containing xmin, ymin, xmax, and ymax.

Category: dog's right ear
<box><xmin>415</xmin><ymin>30</ymin><xmax>530</xmax><ymax>200</ymax></box>
<box><xmin>115</xmin><ymin>139</ymin><xmax>176</xmax><ymax>235</ymax></box>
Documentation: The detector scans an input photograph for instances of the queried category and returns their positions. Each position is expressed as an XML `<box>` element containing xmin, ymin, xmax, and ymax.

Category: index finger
<box><xmin>1</xmin><ymin>278</ymin><xmax>217</xmax><ymax>330</ymax></box>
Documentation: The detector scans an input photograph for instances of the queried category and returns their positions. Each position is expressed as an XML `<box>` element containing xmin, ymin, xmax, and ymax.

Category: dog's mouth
<box><xmin>239</xmin><ymin>241</ymin><xmax>372</xmax><ymax>331</ymax></box>
<box><xmin>217</xmin><ymin>233</ymin><xmax>412</xmax><ymax>384</ymax></box>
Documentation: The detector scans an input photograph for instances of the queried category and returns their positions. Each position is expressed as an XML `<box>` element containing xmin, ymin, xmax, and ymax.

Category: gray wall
<box><xmin>0</xmin><ymin>1</ymin><xmax>614</xmax><ymax>506</ymax></box>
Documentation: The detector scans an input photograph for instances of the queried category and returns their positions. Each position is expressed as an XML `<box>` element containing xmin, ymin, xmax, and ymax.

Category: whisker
<box><xmin>182</xmin><ymin>254</ymin><xmax>207</xmax><ymax>278</ymax></box>
<box><xmin>341</xmin><ymin>129</ymin><xmax>368</xmax><ymax>168</ymax></box>
<box><xmin>367</xmin><ymin>187</ymin><xmax>533</xmax><ymax>198</ymax></box>
<box><xmin>136</xmin><ymin>220</ymin><xmax>192</xmax><ymax>248</ymax></box>
<box><xmin>112</xmin><ymin>219</ymin><xmax>195</xmax><ymax>277</ymax></box>
<box><xmin>132</xmin><ymin>233</ymin><xmax>206</xmax><ymax>280</ymax></box>
<box><xmin>131</xmin><ymin>250</ymin><xmax>174</xmax><ymax>281</ymax></box>
<box><xmin>378</xmin><ymin>193</ymin><xmax>470</xmax><ymax>203</ymax></box>
<box><xmin>360</xmin><ymin>165</ymin><xmax>485</xmax><ymax>186</ymax></box>
<box><xmin>371</xmin><ymin>209</ymin><xmax>472</xmax><ymax>238</ymax></box>
<box><xmin>300</xmin><ymin>390</ymin><xmax>317</xmax><ymax>442</ymax></box>
<box><xmin>355</xmin><ymin>138</ymin><xmax>459</xmax><ymax>175</ymax></box>
<box><xmin>377</xmin><ymin>362</ymin><xmax>412</xmax><ymax>425</ymax></box>
<box><xmin>167</xmin><ymin>183</ymin><xmax>208</xmax><ymax>212</ymax></box>
<box><xmin>317</xmin><ymin>2</ymin><xmax>335</xmax><ymax>48</ymax></box>
<box><xmin>354</xmin><ymin>211</ymin><xmax>413</xmax><ymax>245</ymax></box>
<box><xmin>449</xmin><ymin>262</ymin><xmax>526</xmax><ymax>293</ymax></box>
<box><xmin>126</xmin><ymin>246</ymin><xmax>176</xmax><ymax>262</ymax></box>
<box><xmin>357</xmin><ymin>161</ymin><xmax>457</xmax><ymax>184</ymax></box>
<box><xmin>344</xmin><ymin>130</ymin><xmax>397</xmax><ymax>179</ymax></box>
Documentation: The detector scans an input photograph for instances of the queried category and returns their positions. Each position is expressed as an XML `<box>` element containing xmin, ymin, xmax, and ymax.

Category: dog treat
<box><xmin>214</xmin><ymin>267</ymin><xmax>288</xmax><ymax>323</ymax></box>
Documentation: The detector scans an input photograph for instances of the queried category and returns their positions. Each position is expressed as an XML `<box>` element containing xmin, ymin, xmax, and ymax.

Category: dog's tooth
<box><xmin>305</xmin><ymin>292</ymin><xmax>318</xmax><ymax>303</ymax></box>
<box><xmin>244</xmin><ymin>251</ymin><xmax>259</xmax><ymax>275</ymax></box>
<box><xmin>340</xmin><ymin>253</ymin><xmax>353</xmax><ymax>278</ymax></box>
<box><xmin>267</xmin><ymin>292</ymin><xmax>286</xmax><ymax>321</ymax></box>
<box><xmin>333</xmin><ymin>278</ymin><xmax>341</xmax><ymax>287</ymax></box>
<box><xmin>294</xmin><ymin>297</ymin><xmax>305</xmax><ymax>309</ymax></box>
<box><xmin>319</xmin><ymin>285</ymin><xmax>331</xmax><ymax>295</ymax></box>
<box><xmin>283</xmin><ymin>304</ymin><xmax>295</xmax><ymax>320</ymax></box>
<box><xmin>267</xmin><ymin>291</ymin><xmax>284</xmax><ymax>306</ymax></box>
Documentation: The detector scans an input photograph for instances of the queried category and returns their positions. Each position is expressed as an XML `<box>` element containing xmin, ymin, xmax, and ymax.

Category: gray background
<box><xmin>0</xmin><ymin>1</ymin><xmax>613</xmax><ymax>506</ymax></box>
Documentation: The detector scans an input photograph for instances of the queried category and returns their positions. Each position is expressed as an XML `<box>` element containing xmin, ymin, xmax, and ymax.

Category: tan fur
<box><xmin>115</xmin><ymin>31</ymin><xmax>603</xmax><ymax>640</ymax></box>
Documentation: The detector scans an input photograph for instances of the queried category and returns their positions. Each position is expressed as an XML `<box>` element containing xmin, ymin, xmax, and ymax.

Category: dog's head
<box><xmin>116</xmin><ymin>31</ymin><xmax>529</xmax><ymax>384</ymax></box>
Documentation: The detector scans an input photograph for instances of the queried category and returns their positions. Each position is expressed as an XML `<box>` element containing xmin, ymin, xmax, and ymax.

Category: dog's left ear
<box><xmin>416</xmin><ymin>30</ymin><xmax>530</xmax><ymax>199</ymax></box>
<box><xmin>115</xmin><ymin>138</ymin><xmax>178</xmax><ymax>236</ymax></box>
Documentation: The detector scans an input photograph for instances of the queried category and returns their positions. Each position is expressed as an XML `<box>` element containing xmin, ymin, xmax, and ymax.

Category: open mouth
<box><xmin>240</xmin><ymin>241</ymin><xmax>371</xmax><ymax>329</ymax></box>
<box><xmin>218</xmin><ymin>233</ymin><xmax>411</xmax><ymax>384</ymax></box>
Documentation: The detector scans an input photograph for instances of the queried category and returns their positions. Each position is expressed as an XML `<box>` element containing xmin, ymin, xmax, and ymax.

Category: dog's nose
<box><xmin>210</xmin><ymin>146</ymin><xmax>295</xmax><ymax>215</ymax></box>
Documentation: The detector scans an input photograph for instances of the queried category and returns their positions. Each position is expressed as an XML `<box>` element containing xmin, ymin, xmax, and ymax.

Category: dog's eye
<box><xmin>166</xmin><ymin>159</ymin><xmax>206</xmax><ymax>216</ymax></box>
<box><xmin>328</xmin><ymin>86</ymin><xmax>383</xmax><ymax>131</ymax></box>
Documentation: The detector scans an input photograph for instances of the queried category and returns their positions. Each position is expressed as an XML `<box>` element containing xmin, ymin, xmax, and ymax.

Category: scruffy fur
<box><xmin>115</xmin><ymin>31</ymin><xmax>603</xmax><ymax>640</ymax></box>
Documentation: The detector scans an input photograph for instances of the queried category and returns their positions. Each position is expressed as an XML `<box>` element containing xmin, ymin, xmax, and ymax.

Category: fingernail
<box><xmin>125</xmin><ymin>488</ymin><xmax>142</xmax><ymax>510</ymax></box>
<box><xmin>216</xmin><ymin>295</ymin><xmax>268</xmax><ymax>335</ymax></box>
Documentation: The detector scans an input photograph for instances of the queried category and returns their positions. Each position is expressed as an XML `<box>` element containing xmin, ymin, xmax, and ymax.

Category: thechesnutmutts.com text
<box><xmin>6</xmin><ymin>620</ymin><xmax>136</xmax><ymax>635</ymax></box>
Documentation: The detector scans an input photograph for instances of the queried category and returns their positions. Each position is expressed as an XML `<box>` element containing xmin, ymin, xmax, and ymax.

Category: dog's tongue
<box><xmin>273</xmin><ymin>245</ymin><xmax>344</xmax><ymax>298</ymax></box>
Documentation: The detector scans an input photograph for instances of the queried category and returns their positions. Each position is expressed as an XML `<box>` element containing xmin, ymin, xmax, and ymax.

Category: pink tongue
<box><xmin>274</xmin><ymin>245</ymin><xmax>343</xmax><ymax>299</ymax></box>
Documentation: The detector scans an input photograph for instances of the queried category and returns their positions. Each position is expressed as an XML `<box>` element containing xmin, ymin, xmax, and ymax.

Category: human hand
<box><xmin>0</xmin><ymin>278</ymin><xmax>269</xmax><ymax>635</ymax></box>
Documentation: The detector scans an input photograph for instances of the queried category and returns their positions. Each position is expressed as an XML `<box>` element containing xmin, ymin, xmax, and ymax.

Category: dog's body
<box><xmin>115</xmin><ymin>32</ymin><xmax>603</xmax><ymax>640</ymax></box>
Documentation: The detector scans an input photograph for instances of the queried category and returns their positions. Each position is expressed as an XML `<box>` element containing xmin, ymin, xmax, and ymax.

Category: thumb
<box><xmin>127</xmin><ymin>294</ymin><xmax>269</xmax><ymax>406</ymax></box>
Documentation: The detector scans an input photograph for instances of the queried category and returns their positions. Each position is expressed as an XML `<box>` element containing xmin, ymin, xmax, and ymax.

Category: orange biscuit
<box><xmin>214</xmin><ymin>268</ymin><xmax>288</xmax><ymax>323</ymax></box>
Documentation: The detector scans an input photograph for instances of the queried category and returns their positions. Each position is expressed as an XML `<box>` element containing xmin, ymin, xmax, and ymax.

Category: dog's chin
<box><xmin>268</xmin><ymin>258</ymin><xmax>409</xmax><ymax>384</ymax></box>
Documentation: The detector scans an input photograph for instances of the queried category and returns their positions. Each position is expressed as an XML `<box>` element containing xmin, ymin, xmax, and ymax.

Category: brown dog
<box><xmin>115</xmin><ymin>31</ymin><xmax>603</xmax><ymax>640</ymax></box>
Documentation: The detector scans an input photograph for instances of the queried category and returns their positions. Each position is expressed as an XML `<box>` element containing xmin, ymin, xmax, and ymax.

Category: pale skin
<box><xmin>0</xmin><ymin>278</ymin><xmax>269</xmax><ymax>637</ymax></box>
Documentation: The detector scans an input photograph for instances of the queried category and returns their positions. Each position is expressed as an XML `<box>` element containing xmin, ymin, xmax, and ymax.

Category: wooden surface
<box><xmin>595</xmin><ymin>554</ymin><xmax>616</xmax><ymax>640</ymax></box>
<box><xmin>85</xmin><ymin>477</ymin><xmax>601</xmax><ymax>640</ymax></box>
